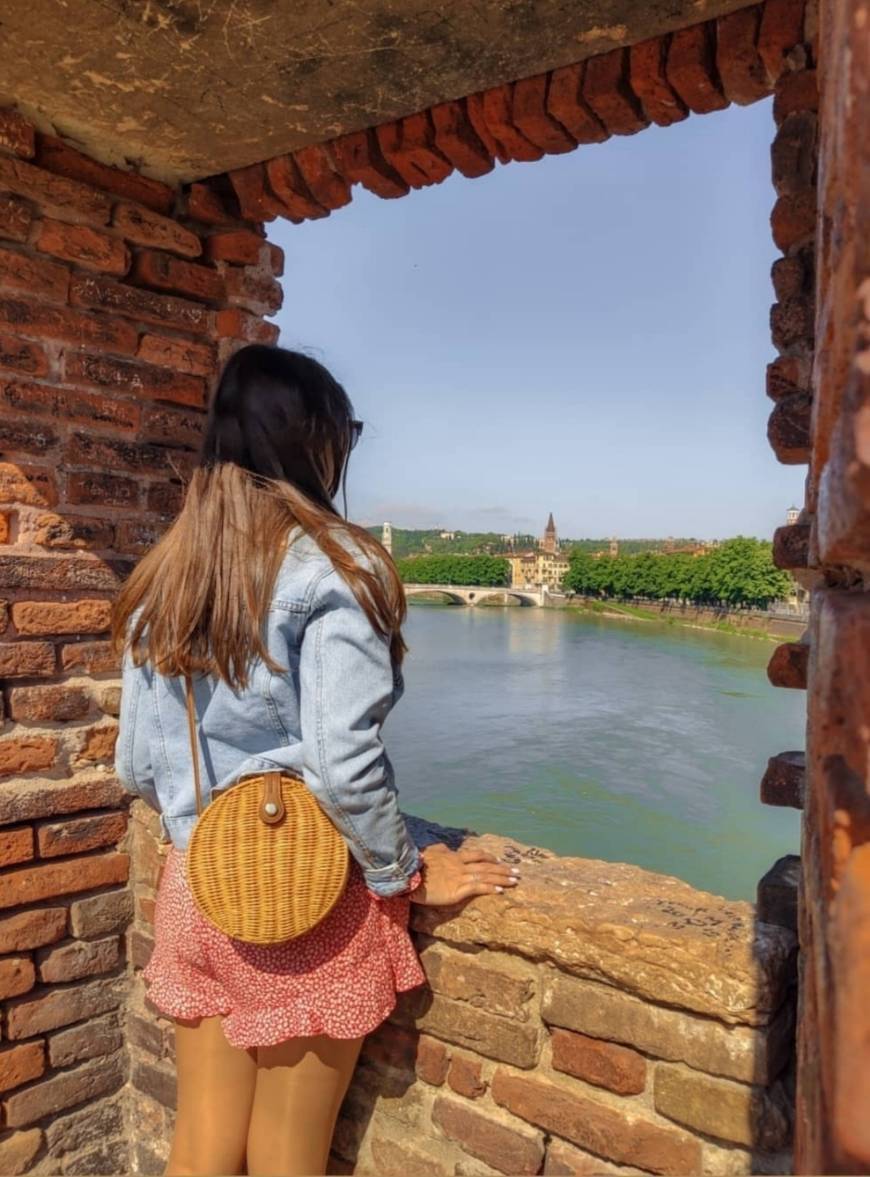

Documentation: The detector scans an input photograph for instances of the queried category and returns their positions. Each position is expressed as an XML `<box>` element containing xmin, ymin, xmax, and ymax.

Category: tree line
<box><xmin>562</xmin><ymin>538</ymin><xmax>792</xmax><ymax>610</ymax></box>
<box><xmin>395</xmin><ymin>555</ymin><xmax>510</xmax><ymax>586</ymax></box>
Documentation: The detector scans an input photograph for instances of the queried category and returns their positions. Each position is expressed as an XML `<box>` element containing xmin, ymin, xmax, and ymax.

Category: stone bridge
<box><xmin>404</xmin><ymin>583</ymin><xmax>545</xmax><ymax>607</ymax></box>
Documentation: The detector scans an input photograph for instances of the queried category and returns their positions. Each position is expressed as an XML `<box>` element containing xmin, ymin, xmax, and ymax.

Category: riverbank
<box><xmin>557</xmin><ymin>595</ymin><xmax>806</xmax><ymax>640</ymax></box>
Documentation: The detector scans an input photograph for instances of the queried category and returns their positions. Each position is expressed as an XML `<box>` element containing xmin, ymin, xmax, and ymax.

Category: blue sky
<box><xmin>268</xmin><ymin>97</ymin><xmax>804</xmax><ymax>541</ymax></box>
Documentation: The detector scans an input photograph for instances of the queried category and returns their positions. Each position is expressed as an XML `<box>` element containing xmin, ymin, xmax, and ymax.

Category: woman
<box><xmin>113</xmin><ymin>344</ymin><xmax>520</xmax><ymax>1177</ymax></box>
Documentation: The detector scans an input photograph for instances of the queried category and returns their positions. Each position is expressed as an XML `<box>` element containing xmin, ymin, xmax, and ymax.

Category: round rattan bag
<box><xmin>183</xmin><ymin>679</ymin><xmax>349</xmax><ymax>945</ymax></box>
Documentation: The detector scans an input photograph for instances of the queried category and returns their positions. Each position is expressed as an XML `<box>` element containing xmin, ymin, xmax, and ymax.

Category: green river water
<box><xmin>389</xmin><ymin>604</ymin><xmax>803</xmax><ymax>902</ymax></box>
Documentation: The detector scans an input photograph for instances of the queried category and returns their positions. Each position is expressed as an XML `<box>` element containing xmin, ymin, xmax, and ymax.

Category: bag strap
<box><xmin>184</xmin><ymin>675</ymin><xmax>204</xmax><ymax>817</ymax></box>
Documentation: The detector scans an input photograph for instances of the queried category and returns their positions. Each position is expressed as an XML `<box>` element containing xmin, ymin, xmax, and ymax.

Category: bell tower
<box><xmin>542</xmin><ymin>513</ymin><xmax>558</xmax><ymax>555</ymax></box>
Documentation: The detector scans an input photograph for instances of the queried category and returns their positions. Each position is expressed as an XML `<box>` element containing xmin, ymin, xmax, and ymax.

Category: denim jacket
<box><xmin>115</xmin><ymin>527</ymin><xmax>423</xmax><ymax>898</ymax></box>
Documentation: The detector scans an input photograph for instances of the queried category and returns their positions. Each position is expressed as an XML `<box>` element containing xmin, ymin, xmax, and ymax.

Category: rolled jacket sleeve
<box><xmin>299</xmin><ymin>565</ymin><xmax>421</xmax><ymax>898</ymax></box>
<box><xmin>115</xmin><ymin>649</ymin><xmax>160</xmax><ymax>811</ymax></box>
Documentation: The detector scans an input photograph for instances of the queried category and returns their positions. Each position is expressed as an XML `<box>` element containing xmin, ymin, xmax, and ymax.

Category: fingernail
<box><xmin>511</xmin><ymin>868</ymin><xmax>521</xmax><ymax>876</ymax></box>
<box><xmin>507</xmin><ymin>877</ymin><xmax>519</xmax><ymax>885</ymax></box>
<box><xmin>495</xmin><ymin>885</ymin><xmax>504</xmax><ymax>893</ymax></box>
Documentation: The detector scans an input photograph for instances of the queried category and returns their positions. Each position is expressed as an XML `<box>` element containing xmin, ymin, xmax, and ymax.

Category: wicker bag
<box><xmin>183</xmin><ymin>677</ymin><xmax>350</xmax><ymax>945</ymax></box>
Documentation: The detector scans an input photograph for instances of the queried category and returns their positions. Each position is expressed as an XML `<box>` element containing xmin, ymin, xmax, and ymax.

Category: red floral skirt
<box><xmin>143</xmin><ymin>847</ymin><xmax>426</xmax><ymax>1049</ymax></box>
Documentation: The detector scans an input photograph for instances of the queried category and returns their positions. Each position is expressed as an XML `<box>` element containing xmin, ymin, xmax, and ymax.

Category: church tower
<box><xmin>542</xmin><ymin>512</ymin><xmax>558</xmax><ymax>555</ymax></box>
<box><xmin>382</xmin><ymin>521</ymin><xmax>393</xmax><ymax>555</ymax></box>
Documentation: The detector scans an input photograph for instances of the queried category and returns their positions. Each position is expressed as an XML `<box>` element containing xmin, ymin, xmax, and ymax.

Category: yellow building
<box><xmin>507</xmin><ymin>514</ymin><xmax>570</xmax><ymax>589</ymax></box>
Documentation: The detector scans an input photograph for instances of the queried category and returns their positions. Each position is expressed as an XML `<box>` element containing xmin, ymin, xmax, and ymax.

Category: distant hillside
<box><xmin>364</xmin><ymin>527</ymin><xmax>704</xmax><ymax>560</ymax></box>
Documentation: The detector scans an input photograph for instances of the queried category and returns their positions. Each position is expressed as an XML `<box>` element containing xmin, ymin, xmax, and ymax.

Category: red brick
<box><xmin>666</xmin><ymin>23</ymin><xmax>729</xmax><ymax>114</ymax></box>
<box><xmin>186</xmin><ymin>180</ymin><xmax>238</xmax><ymax>225</ymax></box>
<box><xmin>268</xmin><ymin>243</ymin><xmax>285</xmax><ymax>278</ymax></box>
<box><xmin>773</xmin><ymin>68</ymin><xmax>818</xmax><ymax>124</ymax></box>
<box><xmin>8</xmin><ymin>684</ymin><xmax>90</xmax><ymax>722</ymax></box>
<box><xmin>265</xmin><ymin>155</ymin><xmax>328</xmax><ymax>220</ymax></box>
<box><xmin>70</xmin><ymin>272</ymin><xmax>212</xmax><ymax>335</ymax></box>
<box><xmin>0</xmin><ymin>511</ymin><xmax>8</xmax><ymax>543</ymax></box>
<box><xmin>767</xmin><ymin>354</ymin><xmax>811</xmax><ymax>399</ymax></box>
<box><xmin>65</xmin><ymin>429</ymin><xmax>193</xmax><ymax>479</ymax></box>
<box><xmin>0</xmin><ymin>775</ymin><xmax>124</xmax><ymax>826</ymax></box>
<box><xmin>761</xmin><ymin>749</ymin><xmax>806</xmax><ymax>807</ymax></box>
<box><xmin>66</xmin><ymin>470</ymin><xmax>139</xmax><ymax>508</ymax></box>
<box><xmin>28</xmin><ymin>511</ymin><xmax>115</xmax><ymax>550</ymax></box>
<box><xmin>0</xmin><ymin>1042</ymin><xmax>44</xmax><ymax>1093</ymax></box>
<box><xmin>768</xmin><ymin>391</ymin><xmax>812</xmax><ymax>463</ymax></box>
<box><xmin>35</xmin><ymin>134</ymin><xmax>175</xmax><ymax>214</ymax></box>
<box><xmin>466</xmin><ymin>92</ymin><xmax>510</xmax><ymax>163</ymax></box>
<box><xmin>0</xmin><ymin>417</ymin><xmax>57</xmax><ymax>458</ymax></box>
<box><xmin>293</xmin><ymin>145</ymin><xmax>353</xmax><ymax>211</ymax></box>
<box><xmin>37</xmin><ymin>811</ymin><xmax>126</xmax><ymax>858</ymax></box>
<box><xmin>137</xmin><ymin>895</ymin><xmax>156</xmax><ymax>927</ymax></box>
<box><xmin>376</xmin><ymin>114</ymin><xmax>454</xmax><ymax>189</ymax></box>
<box><xmin>0</xmin><ymin>956</ymin><xmax>36</xmax><ymax>1000</ymax></box>
<box><xmin>330</xmin><ymin>129</ymin><xmax>410</xmax><ymax>199</ymax></box>
<box><xmin>544</xmin><ymin>1138</ymin><xmax>636</xmax><ymax>1175</ymax></box>
<box><xmin>771</xmin><ymin>295</ymin><xmax>814</xmax><ymax>351</ymax></box>
<box><xmin>214</xmin><ymin>306</ymin><xmax>279</xmax><ymax>344</ymax></box>
<box><xmin>491</xmin><ymin>1069</ymin><xmax>702</xmax><ymax>1175</ymax></box>
<box><xmin>113</xmin><ymin>200</ymin><xmax>201</xmax><ymax>259</ymax></box>
<box><xmin>512</xmin><ymin>75</ymin><xmax>577</xmax><ymax>154</ymax></box>
<box><xmin>0</xmin><ymin>735</ymin><xmax>57</xmax><ymax>777</ymax></box>
<box><xmin>133</xmin><ymin>249</ymin><xmax>225</xmax><ymax>304</ymax></box>
<box><xmin>146</xmin><ymin>479</ymin><xmax>184</xmax><ymax>518</ymax></box>
<box><xmin>60</xmin><ymin>640</ymin><xmax>119</xmax><ymax>674</ymax></box>
<box><xmin>0</xmin><ymin>156</ymin><xmax>111</xmax><ymax>225</ymax></box>
<box><xmin>416</xmin><ymin>1034</ymin><xmax>450</xmax><ymax>1085</ymax></box>
<box><xmin>36</xmin><ymin>218</ymin><xmax>130</xmax><ymax>276</ymax></box>
<box><xmin>0</xmin><ymin>640</ymin><xmax>55</xmax><ymax>677</ymax></box>
<box><xmin>223</xmin><ymin>265</ymin><xmax>283</xmax><ymax>316</ymax></box>
<box><xmin>551</xmin><ymin>1027</ymin><xmax>647</xmax><ymax>1095</ymax></box>
<box><xmin>0</xmin><ymin>334</ymin><xmax>48</xmax><ymax>377</ymax></box>
<box><xmin>772</xmin><ymin>112</ymin><xmax>817</xmax><ymax>197</ymax></box>
<box><xmin>3</xmin><ymin>1051</ymin><xmax>125</xmax><ymax>1127</ymax></box>
<box><xmin>69</xmin><ymin>888</ymin><xmax>132</xmax><ymax>939</ymax></box>
<box><xmin>140</xmin><ymin>402</ymin><xmax>205</xmax><ymax>448</ymax></box>
<box><xmin>75</xmin><ymin>724</ymin><xmax>120</xmax><ymax>767</ymax></box>
<box><xmin>48</xmin><ymin>1012</ymin><xmax>122</xmax><ymax>1068</ymax></box>
<box><xmin>771</xmin><ymin>191</ymin><xmax>817</xmax><ymax>250</ymax></box>
<box><xmin>0</xmin><ymin>109</ymin><xmax>35</xmax><ymax>159</ymax></box>
<box><xmin>448</xmin><ymin>1053</ymin><xmax>487</xmax><ymax>1098</ymax></box>
<box><xmin>629</xmin><ymin>38</ymin><xmax>689</xmax><ymax>126</ymax></box>
<box><xmin>114</xmin><ymin>518</ymin><xmax>165</xmax><ymax>556</ymax></box>
<box><xmin>0</xmin><ymin>1128</ymin><xmax>43</xmax><ymax>1176</ymax></box>
<box><xmin>0</xmin><ymin>377</ymin><xmax>140</xmax><ymax>432</ymax></box>
<box><xmin>12</xmin><ymin>599</ymin><xmax>111</xmax><ymax>636</ymax></box>
<box><xmin>433</xmin><ymin>1095</ymin><xmax>544</xmax><ymax>1175</ymax></box>
<box><xmin>0</xmin><ymin>907</ymin><xmax>67</xmax><ymax>953</ymax></box>
<box><xmin>431</xmin><ymin>100</ymin><xmax>495</xmax><ymax>179</ymax></box>
<box><xmin>584</xmin><ymin>49</ymin><xmax>650</xmax><ymax>135</ymax></box>
<box><xmin>0</xmin><ymin>192</ymin><xmax>33</xmax><ymax>243</ymax></box>
<box><xmin>767</xmin><ymin>639</ymin><xmax>810</xmax><ymax>688</ymax></box>
<box><xmin>758</xmin><ymin>0</ymin><xmax>806</xmax><ymax>83</ymax></box>
<box><xmin>771</xmin><ymin>250</ymin><xmax>812</xmax><ymax>300</ymax></box>
<box><xmin>0</xmin><ymin>296</ymin><xmax>138</xmax><ymax>354</ymax></box>
<box><xmin>0</xmin><ymin>553</ymin><xmax>124</xmax><ymax>591</ymax></box>
<box><xmin>0</xmin><ymin>852</ymin><xmax>129</xmax><ymax>910</ymax></box>
<box><xmin>129</xmin><ymin>926</ymin><xmax>155</xmax><ymax>970</ymax></box>
<box><xmin>0</xmin><ymin>825</ymin><xmax>34</xmax><ymax>867</ymax></box>
<box><xmin>228</xmin><ymin>162</ymin><xmax>285</xmax><ymax>222</ymax></box>
<box><xmin>0</xmin><ymin>462</ymin><xmax>56</xmax><ymax>506</ymax></box>
<box><xmin>544</xmin><ymin>65</ymin><xmax>609</xmax><ymax>146</ymax></box>
<box><xmin>0</xmin><ymin>245</ymin><xmax>69</xmax><ymax>303</ymax></box>
<box><xmin>204</xmin><ymin>228</ymin><xmax>267</xmax><ymax>266</ymax></box>
<box><xmin>481</xmin><ymin>84</ymin><xmax>544</xmax><ymax>162</ymax></box>
<box><xmin>64</xmin><ymin>350</ymin><xmax>206</xmax><ymax>408</ymax></box>
<box><xmin>717</xmin><ymin>6</ymin><xmax>771</xmax><ymax>105</ymax></box>
<box><xmin>38</xmin><ymin>935</ymin><xmax>120</xmax><ymax>983</ymax></box>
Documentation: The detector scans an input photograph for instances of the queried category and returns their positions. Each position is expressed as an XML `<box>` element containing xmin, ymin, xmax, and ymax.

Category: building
<box><xmin>787</xmin><ymin>505</ymin><xmax>801</xmax><ymax>526</ymax></box>
<box><xmin>507</xmin><ymin>514</ymin><xmax>570</xmax><ymax>589</ymax></box>
<box><xmin>381</xmin><ymin>522</ymin><xmax>392</xmax><ymax>554</ymax></box>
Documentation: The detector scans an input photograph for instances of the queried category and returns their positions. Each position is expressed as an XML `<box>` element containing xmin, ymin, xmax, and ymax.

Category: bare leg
<box><xmin>245</xmin><ymin>1034</ymin><xmax>364</xmax><ymax>1177</ymax></box>
<box><xmin>166</xmin><ymin>1016</ymin><xmax>258</xmax><ymax>1177</ymax></box>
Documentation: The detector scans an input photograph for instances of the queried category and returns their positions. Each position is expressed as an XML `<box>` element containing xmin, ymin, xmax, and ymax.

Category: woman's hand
<box><xmin>410</xmin><ymin>842</ymin><xmax>521</xmax><ymax>906</ymax></box>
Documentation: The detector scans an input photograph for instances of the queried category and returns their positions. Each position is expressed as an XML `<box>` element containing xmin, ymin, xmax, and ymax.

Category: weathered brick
<box><xmin>37</xmin><ymin>811</ymin><xmax>126</xmax><ymax>858</ymax></box>
<box><xmin>758</xmin><ymin>0</ymin><xmax>806</xmax><ymax>83</ymax></box>
<box><xmin>0</xmin><ymin>735</ymin><xmax>57</xmax><ymax>777</ymax></box>
<box><xmin>0</xmin><ymin>245</ymin><xmax>69</xmax><ymax>304</ymax></box>
<box><xmin>0</xmin><ymin>775</ymin><xmax>125</xmax><ymax>826</ymax></box>
<box><xmin>330</xmin><ymin>128</ymin><xmax>410</xmax><ymax>199</ymax></box>
<box><xmin>3</xmin><ymin>1051</ymin><xmax>125</xmax><ymax>1127</ymax></box>
<box><xmin>0</xmin><ymin>109</ymin><xmax>35</xmax><ymax>159</ymax></box>
<box><xmin>0</xmin><ymin>852</ymin><xmax>129</xmax><ymax>910</ymax></box>
<box><xmin>768</xmin><ymin>639</ymin><xmax>810</xmax><ymax>689</ymax></box>
<box><xmin>0</xmin><ymin>333</ymin><xmax>48</xmax><ymax>377</ymax></box>
<box><xmin>11</xmin><ymin>599</ymin><xmax>111</xmax><ymax>636</ymax></box>
<box><xmin>0</xmin><ymin>553</ymin><xmax>124</xmax><ymax>591</ymax></box>
<box><xmin>113</xmin><ymin>200</ymin><xmax>201</xmax><ymax>257</ymax></box>
<box><xmin>223</xmin><ymin>265</ymin><xmax>283</xmax><ymax>316</ymax></box>
<box><xmin>27</xmin><ymin>512</ymin><xmax>115</xmax><ymax>551</ymax></box>
<box><xmin>773</xmin><ymin>68</ymin><xmax>818</xmax><ymax>125</ymax></box>
<box><xmin>69</xmin><ymin>887</ymin><xmax>133</xmax><ymax>939</ymax></box>
<box><xmin>137</xmin><ymin>332</ymin><xmax>217</xmax><ymax>377</ymax></box>
<box><xmin>7</xmin><ymin>977</ymin><xmax>123</xmax><ymax>1040</ymax></box>
<box><xmin>628</xmin><ymin>38</ymin><xmax>689</xmax><ymax>127</ymax></box>
<box><xmin>75</xmin><ymin>723</ymin><xmax>120</xmax><ymax>767</ymax></box>
<box><xmin>544</xmin><ymin>1138</ymin><xmax>637</xmax><ymax>1175</ymax></box>
<box><xmin>767</xmin><ymin>354</ymin><xmax>811</xmax><ymax>400</ymax></box>
<box><xmin>433</xmin><ymin>1095</ymin><xmax>545</xmax><ymax>1175</ymax></box>
<box><xmin>772</xmin><ymin>112</ymin><xmax>817</xmax><ymax>197</ymax></box>
<box><xmin>0</xmin><ymin>907</ymin><xmax>67</xmax><ymax>952</ymax></box>
<box><xmin>186</xmin><ymin>180</ymin><xmax>238</xmax><ymax>225</ymax></box>
<box><xmin>761</xmin><ymin>750</ymin><xmax>806</xmax><ymax>808</ymax></box>
<box><xmin>0</xmin><ymin>825</ymin><xmax>33</xmax><ymax>867</ymax></box>
<box><xmin>36</xmin><ymin>218</ymin><xmax>130</xmax><ymax>275</ymax></box>
<box><xmin>264</xmin><ymin>155</ymin><xmax>327</xmax><ymax>220</ymax></box>
<box><xmin>64</xmin><ymin>350</ymin><xmax>206</xmax><ymax>409</ymax></box>
<box><xmin>771</xmin><ymin>191</ymin><xmax>817</xmax><ymax>251</ymax></box>
<box><xmin>134</xmin><ymin>249</ymin><xmax>224</xmax><ymax>303</ymax></box>
<box><xmin>60</xmin><ymin>640</ymin><xmax>119</xmax><ymax>674</ymax></box>
<box><xmin>214</xmin><ymin>306</ymin><xmax>280</xmax><ymax>344</ymax></box>
<box><xmin>771</xmin><ymin>296</ymin><xmax>815</xmax><ymax>351</ymax></box>
<box><xmin>0</xmin><ymin>379</ymin><xmax>140</xmax><ymax>437</ymax></box>
<box><xmin>0</xmin><ymin>192</ymin><xmax>33</xmax><ymax>243</ymax></box>
<box><xmin>0</xmin><ymin>461</ymin><xmax>56</xmax><ymax>506</ymax></box>
<box><xmin>480</xmin><ymin>84</ymin><xmax>544</xmax><ymax>162</ymax></box>
<box><xmin>419</xmin><ymin>943</ymin><xmax>535</xmax><ymax>1020</ymax></box>
<box><xmin>551</xmin><ymin>1027</ymin><xmax>647</xmax><ymax>1095</ymax></box>
<box><xmin>367</xmin><ymin>1130</ymin><xmax>451</xmax><ymax>1177</ymax></box>
<box><xmin>48</xmin><ymin>1012</ymin><xmax>122</xmax><ymax>1068</ymax></box>
<box><xmin>43</xmin><ymin>1095</ymin><xmax>124</xmax><ymax>1159</ymax></box>
<box><xmin>114</xmin><ymin>518</ymin><xmax>165</xmax><ymax>556</ymax></box>
<box><xmin>0</xmin><ymin>956</ymin><xmax>36</xmax><ymax>1000</ymax></box>
<box><xmin>448</xmin><ymin>1053</ymin><xmax>487</xmax><ymax>1099</ymax></box>
<box><xmin>70</xmin><ymin>273</ymin><xmax>212</xmax><ymax>335</ymax></box>
<box><xmin>0</xmin><ymin>417</ymin><xmax>58</xmax><ymax>459</ymax></box>
<box><xmin>98</xmin><ymin>685</ymin><xmax>121</xmax><ymax>717</ymax></box>
<box><xmin>129</xmin><ymin>926</ymin><xmax>155</xmax><ymax>970</ymax></box>
<box><xmin>145</xmin><ymin>479</ymin><xmax>184</xmax><ymax>518</ymax></box>
<box><xmin>758</xmin><ymin>854</ymin><xmax>801</xmax><ymax>934</ymax></box>
<box><xmin>466</xmin><ymin>92</ymin><xmax>510</xmax><ymax>163</ymax></box>
<box><xmin>768</xmin><ymin>391</ymin><xmax>812</xmax><ymax>463</ymax></box>
<box><xmin>0</xmin><ymin>155</ymin><xmax>111</xmax><ymax>224</ymax></box>
<box><xmin>583</xmin><ymin>50</ymin><xmax>649</xmax><ymax>135</ymax></box>
<box><xmin>229</xmin><ymin>162</ymin><xmax>286</xmax><ymax>222</ymax></box>
<box><xmin>67</xmin><ymin>470</ymin><xmax>139</xmax><ymax>508</ymax></box>
<box><xmin>654</xmin><ymin>1063</ymin><xmax>790</xmax><ymax>1149</ymax></box>
<box><xmin>38</xmin><ymin>935</ymin><xmax>120</xmax><ymax>984</ymax></box>
<box><xmin>0</xmin><ymin>639</ymin><xmax>54</xmax><ymax>677</ymax></box>
<box><xmin>35</xmin><ymin>134</ymin><xmax>174</xmax><ymax>214</ymax></box>
<box><xmin>513</xmin><ymin>75</ymin><xmax>577</xmax><ymax>154</ymax></box>
<box><xmin>431</xmin><ymin>100</ymin><xmax>495</xmax><ymax>178</ymax></box>
<box><xmin>492</xmin><ymin>1069</ymin><xmax>702</xmax><ymax>1175</ymax></box>
<box><xmin>131</xmin><ymin>1057</ymin><xmax>177</xmax><ymax>1110</ymax></box>
<box><xmin>0</xmin><ymin>1128</ymin><xmax>43</xmax><ymax>1176</ymax></box>
<box><xmin>416</xmin><ymin>1034</ymin><xmax>450</xmax><ymax>1085</ymax></box>
<box><xmin>666</xmin><ymin>23</ymin><xmax>729</xmax><ymax>114</ymax></box>
<box><xmin>772</xmin><ymin>522</ymin><xmax>811</xmax><ymax>570</ymax></box>
<box><xmin>392</xmin><ymin>989</ymin><xmax>540</xmax><ymax>1068</ymax></box>
<box><xmin>65</xmin><ymin>430</ymin><xmax>193</xmax><ymax>479</ymax></box>
<box><xmin>0</xmin><ymin>296</ymin><xmax>138</xmax><ymax>354</ymax></box>
<box><xmin>140</xmin><ymin>402</ymin><xmax>205</xmax><ymax>448</ymax></box>
<box><xmin>292</xmin><ymin>144</ymin><xmax>352</xmax><ymax>211</ymax></box>
<box><xmin>377</xmin><ymin>114</ymin><xmax>455</xmax><ymax>190</ymax></box>
<box><xmin>716</xmin><ymin>6</ymin><xmax>771</xmax><ymax>105</ymax></box>
<box><xmin>204</xmin><ymin>228</ymin><xmax>266</xmax><ymax>265</ymax></box>
<box><xmin>771</xmin><ymin>250</ymin><xmax>812</xmax><ymax>301</ymax></box>
<box><xmin>0</xmin><ymin>1042</ymin><xmax>44</xmax><ymax>1092</ymax></box>
<box><xmin>127</xmin><ymin>1008</ymin><xmax>167</xmax><ymax>1058</ymax></box>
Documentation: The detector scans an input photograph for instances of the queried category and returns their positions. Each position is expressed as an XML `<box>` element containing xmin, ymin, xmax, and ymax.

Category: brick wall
<box><xmin>0</xmin><ymin>110</ymin><xmax>279</xmax><ymax>1175</ymax></box>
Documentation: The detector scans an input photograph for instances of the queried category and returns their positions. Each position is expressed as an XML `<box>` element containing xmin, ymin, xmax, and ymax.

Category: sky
<box><xmin>268</xmin><ymin>97</ymin><xmax>805</xmax><ymax>541</ymax></box>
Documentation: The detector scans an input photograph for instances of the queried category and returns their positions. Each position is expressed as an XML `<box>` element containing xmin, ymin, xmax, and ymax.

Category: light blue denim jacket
<box><xmin>114</xmin><ymin>527</ymin><xmax>423</xmax><ymax>898</ymax></box>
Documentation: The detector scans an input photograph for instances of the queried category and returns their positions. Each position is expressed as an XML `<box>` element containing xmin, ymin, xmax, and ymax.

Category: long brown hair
<box><xmin>112</xmin><ymin>345</ymin><xmax>406</xmax><ymax>686</ymax></box>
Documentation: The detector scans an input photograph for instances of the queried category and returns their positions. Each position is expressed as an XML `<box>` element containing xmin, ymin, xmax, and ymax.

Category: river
<box><xmin>388</xmin><ymin>604</ymin><xmax>803</xmax><ymax>902</ymax></box>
